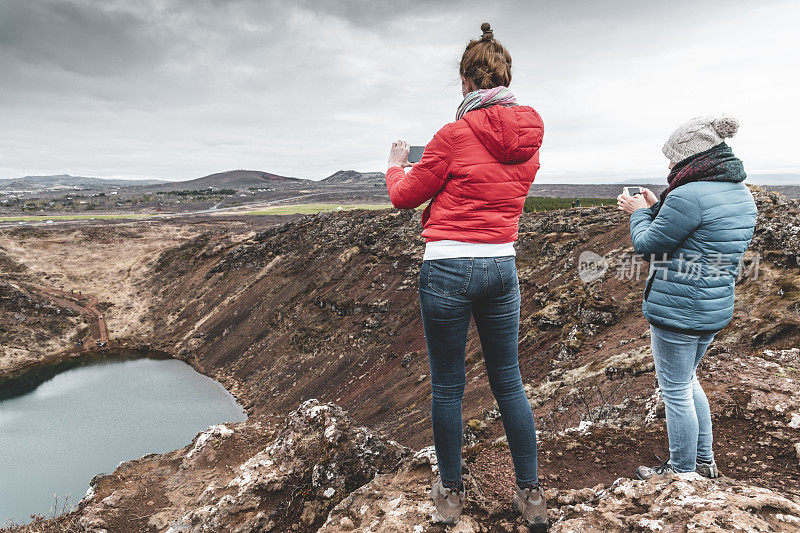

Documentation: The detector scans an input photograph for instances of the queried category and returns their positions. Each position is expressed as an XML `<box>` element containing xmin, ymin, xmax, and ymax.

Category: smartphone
<box><xmin>408</xmin><ymin>145</ymin><xmax>425</xmax><ymax>163</ymax></box>
<box><xmin>623</xmin><ymin>186</ymin><xmax>643</xmax><ymax>197</ymax></box>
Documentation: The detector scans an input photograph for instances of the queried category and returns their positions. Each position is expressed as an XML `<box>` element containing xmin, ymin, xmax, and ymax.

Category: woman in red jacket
<box><xmin>386</xmin><ymin>23</ymin><xmax>546</xmax><ymax>529</ymax></box>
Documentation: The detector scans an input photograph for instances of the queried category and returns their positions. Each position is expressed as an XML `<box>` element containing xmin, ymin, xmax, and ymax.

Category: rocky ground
<box><xmin>2</xmin><ymin>186</ymin><xmax>800</xmax><ymax>531</ymax></box>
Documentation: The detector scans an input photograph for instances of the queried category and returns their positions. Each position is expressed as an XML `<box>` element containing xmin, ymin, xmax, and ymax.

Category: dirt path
<box><xmin>20</xmin><ymin>282</ymin><xmax>109</xmax><ymax>347</ymax></box>
<box><xmin>82</xmin><ymin>293</ymin><xmax>109</xmax><ymax>343</ymax></box>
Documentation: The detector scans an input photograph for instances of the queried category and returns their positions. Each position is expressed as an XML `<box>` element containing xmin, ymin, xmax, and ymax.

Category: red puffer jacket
<box><xmin>386</xmin><ymin>104</ymin><xmax>543</xmax><ymax>243</ymax></box>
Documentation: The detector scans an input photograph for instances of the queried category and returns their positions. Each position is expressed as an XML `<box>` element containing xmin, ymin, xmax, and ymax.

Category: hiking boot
<box><xmin>695</xmin><ymin>460</ymin><xmax>719</xmax><ymax>479</ymax></box>
<box><xmin>635</xmin><ymin>460</ymin><xmax>676</xmax><ymax>480</ymax></box>
<box><xmin>513</xmin><ymin>484</ymin><xmax>548</xmax><ymax>530</ymax></box>
<box><xmin>430</xmin><ymin>477</ymin><xmax>466</xmax><ymax>525</ymax></box>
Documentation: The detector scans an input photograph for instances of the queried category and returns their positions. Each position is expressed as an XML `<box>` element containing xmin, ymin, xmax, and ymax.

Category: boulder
<box><xmin>551</xmin><ymin>474</ymin><xmax>800</xmax><ymax>532</ymax></box>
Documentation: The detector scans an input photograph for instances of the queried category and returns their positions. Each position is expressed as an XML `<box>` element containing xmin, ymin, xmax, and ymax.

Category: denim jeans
<box><xmin>650</xmin><ymin>324</ymin><xmax>717</xmax><ymax>472</ymax></box>
<box><xmin>418</xmin><ymin>256</ymin><xmax>538</xmax><ymax>489</ymax></box>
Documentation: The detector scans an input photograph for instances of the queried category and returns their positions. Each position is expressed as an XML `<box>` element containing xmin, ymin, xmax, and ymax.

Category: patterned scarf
<box><xmin>455</xmin><ymin>86</ymin><xmax>518</xmax><ymax>121</ymax></box>
<box><xmin>658</xmin><ymin>142</ymin><xmax>746</xmax><ymax>207</ymax></box>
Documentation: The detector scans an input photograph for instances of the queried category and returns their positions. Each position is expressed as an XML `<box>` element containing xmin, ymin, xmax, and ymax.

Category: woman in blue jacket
<box><xmin>617</xmin><ymin>115</ymin><xmax>757</xmax><ymax>479</ymax></box>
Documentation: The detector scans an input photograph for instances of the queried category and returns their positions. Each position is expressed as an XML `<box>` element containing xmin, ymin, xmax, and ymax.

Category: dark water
<box><xmin>0</xmin><ymin>356</ymin><xmax>247</xmax><ymax>525</ymax></box>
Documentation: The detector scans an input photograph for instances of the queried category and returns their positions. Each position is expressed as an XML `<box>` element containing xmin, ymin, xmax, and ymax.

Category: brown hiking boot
<box><xmin>635</xmin><ymin>460</ymin><xmax>676</xmax><ymax>480</ymax></box>
<box><xmin>695</xmin><ymin>460</ymin><xmax>719</xmax><ymax>479</ymax></box>
<box><xmin>513</xmin><ymin>484</ymin><xmax>548</xmax><ymax>530</ymax></box>
<box><xmin>430</xmin><ymin>477</ymin><xmax>466</xmax><ymax>525</ymax></box>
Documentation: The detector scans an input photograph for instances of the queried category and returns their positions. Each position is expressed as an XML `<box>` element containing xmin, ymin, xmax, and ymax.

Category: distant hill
<box><xmin>322</xmin><ymin>170</ymin><xmax>385</xmax><ymax>184</ymax></box>
<box><xmin>622</xmin><ymin>174</ymin><xmax>800</xmax><ymax>186</ymax></box>
<box><xmin>0</xmin><ymin>174</ymin><xmax>167</xmax><ymax>191</ymax></box>
<box><xmin>619</xmin><ymin>178</ymin><xmax>670</xmax><ymax>185</ymax></box>
<box><xmin>745</xmin><ymin>174</ymin><xmax>800</xmax><ymax>186</ymax></box>
<box><xmin>531</xmin><ymin>183</ymin><xmax>666</xmax><ymax>199</ymax></box>
<box><xmin>155</xmin><ymin>170</ymin><xmax>308</xmax><ymax>191</ymax></box>
<box><xmin>540</xmin><ymin>174</ymin><xmax>800</xmax><ymax>186</ymax></box>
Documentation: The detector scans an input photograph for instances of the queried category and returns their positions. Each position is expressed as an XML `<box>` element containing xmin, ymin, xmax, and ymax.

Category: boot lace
<box><xmin>651</xmin><ymin>454</ymin><xmax>673</xmax><ymax>474</ymax></box>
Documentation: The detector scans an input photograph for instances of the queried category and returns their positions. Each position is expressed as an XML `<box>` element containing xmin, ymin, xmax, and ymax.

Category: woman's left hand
<box><xmin>617</xmin><ymin>192</ymin><xmax>649</xmax><ymax>215</ymax></box>
<box><xmin>388</xmin><ymin>140</ymin><xmax>412</xmax><ymax>168</ymax></box>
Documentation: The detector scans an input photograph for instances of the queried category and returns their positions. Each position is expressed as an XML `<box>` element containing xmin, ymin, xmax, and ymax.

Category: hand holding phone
<box><xmin>623</xmin><ymin>186</ymin><xmax>659</xmax><ymax>207</ymax></box>
<box><xmin>388</xmin><ymin>140</ymin><xmax>412</xmax><ymax>168</ymax></box>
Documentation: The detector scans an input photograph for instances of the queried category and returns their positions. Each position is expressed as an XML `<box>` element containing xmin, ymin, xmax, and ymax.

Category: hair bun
<box><xmin>711</xmin><ymin>115</ymin><xmax>739</xmax><ymax>138</ymax></box>
<box><xmin>480</xmin><ymin>22</ymin><xmax>493</xmax><ymax>40</ymax></box>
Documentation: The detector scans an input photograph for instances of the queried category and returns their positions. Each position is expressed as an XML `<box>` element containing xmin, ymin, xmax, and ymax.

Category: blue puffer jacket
<box><xmin>629</xmin><ymin>181</ymin><xmax>757</xmax><ymax>332</ymax></box>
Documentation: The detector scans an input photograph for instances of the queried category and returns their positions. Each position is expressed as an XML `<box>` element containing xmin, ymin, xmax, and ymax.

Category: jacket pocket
<box><xmin>643</xmin><ymin>273</ymin><xmax>655</xmax><ymax>302</ymax></box>
<box><xmin>427</xmin><ymin>258</ymin><xmax>473</xmax><ymax>296</ymax></box>
<box><xmin>422</xmin><ymin>201</ymin><xmax>433</xmax><ymax>225</ymax></box>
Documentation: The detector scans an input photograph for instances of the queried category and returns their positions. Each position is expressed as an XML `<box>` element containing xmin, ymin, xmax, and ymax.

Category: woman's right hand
<box><xmin>641</xmin><ymin>188</ymin><xmax>658</xmax><ymax>207</ymax></box>
<box><xmin>388</xmin><ymin>140</ymin><xmax>412</xmax><ymax>168</ymax></box>
<box><xmin>617</xmin><ymin>192</ymin><xmax>649</xmax><ymax>215</ymax></box>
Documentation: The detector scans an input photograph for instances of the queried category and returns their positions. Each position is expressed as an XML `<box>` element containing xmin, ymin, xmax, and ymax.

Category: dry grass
<box><xmin>0</xmin><ymin>221</ymin><xmax>213</xmax><ymax>368</ymax></box>
<box><xmin>0</xmin><ymin>494</ymin><xmax>87</xmax><ymax>533</ymax></box>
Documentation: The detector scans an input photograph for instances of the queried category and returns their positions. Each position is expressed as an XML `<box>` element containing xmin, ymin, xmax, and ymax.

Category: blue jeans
<box><xmin>419</xmin><ymin>256</ymin><xmax>538</xmax><ymax>489</ymax></box>
<box><xmin>650</xmin><ymin>324</ymin><xmax>717</xmax><ymax>472</ymax></box>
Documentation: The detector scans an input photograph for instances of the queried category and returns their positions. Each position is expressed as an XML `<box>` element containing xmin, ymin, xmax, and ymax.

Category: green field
<box><xmin>0</xmin><ymin>205</ymin><xmax>394</xmax><ymax>222</ymax></box>
<box><xmin>524</xmin><ymin>197</ymin><xmax>616</xmax><ymax>212</ymax></box>
<box><xmin>0</xmin><ymin>198</ymin><xmax>614</xmax><ymax>223</ymax></box>
<box><xmin>0</xmin><ymin>213</ymin><xmax>153</xmax><ymax>222</ymax></box>
<box><xmin>247</xmin><ymin>198</ymin><xmax>616</xmax><ymax>217</ymax></box>
<box><xmin>245</xmin><ymin>203</ymin><xmax>392</xmax><ymax>215</ymax></box>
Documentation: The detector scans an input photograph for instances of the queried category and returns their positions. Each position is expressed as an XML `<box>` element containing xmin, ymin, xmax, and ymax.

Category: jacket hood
<box><xmin>462</xmin><ymin>105</ymin><xmax>543</xmax><ymax>165</ymax></box>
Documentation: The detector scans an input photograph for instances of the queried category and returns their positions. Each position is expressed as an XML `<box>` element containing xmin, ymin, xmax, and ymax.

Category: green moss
<box><xmin>462</xmin><ymin>442</ymin><xmax>490</xmax><ymax>463</ymax></box>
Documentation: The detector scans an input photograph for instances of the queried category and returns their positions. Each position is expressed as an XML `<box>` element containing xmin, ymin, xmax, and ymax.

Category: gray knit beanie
<box><xmin>662</xmin><ymin>115</ymin><xmax>740</xmax><ymax>164</ymax></box>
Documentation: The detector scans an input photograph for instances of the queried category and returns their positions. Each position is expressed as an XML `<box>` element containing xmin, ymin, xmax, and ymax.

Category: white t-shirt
<box><xmin>423</xmin><ymin>240</ymin><xmax>516</xmax><ymax>261</ymax></box>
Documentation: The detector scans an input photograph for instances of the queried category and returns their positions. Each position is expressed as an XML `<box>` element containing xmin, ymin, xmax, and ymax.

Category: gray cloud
<box><xmin>0</xmin><ymin>1</ymin><xmax>164</xmax><ymax>76</ymax></box>
<box><xmin>0</xmin><ymin>0</ymin><xmax>798</xmax><ymax>181</ymax></box>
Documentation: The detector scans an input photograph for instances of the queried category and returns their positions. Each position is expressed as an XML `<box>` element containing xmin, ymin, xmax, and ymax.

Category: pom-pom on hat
<box><xmin>662</xmin><ymin>115</ymin><xmax>740</xmax><ymax>164</ymax></box>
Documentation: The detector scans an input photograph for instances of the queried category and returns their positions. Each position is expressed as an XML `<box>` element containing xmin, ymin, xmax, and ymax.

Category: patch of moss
<box><xmin>462</xmin><ymin>442</ymin><xmax>490</xmax><ymax>463</ymax></box>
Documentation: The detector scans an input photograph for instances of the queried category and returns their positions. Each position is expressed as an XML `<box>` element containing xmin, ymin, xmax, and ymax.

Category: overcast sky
<box><xmin>1</xmin><ymin>0</ymin><xmax>799</xmax><ymax>182</ymax></box>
